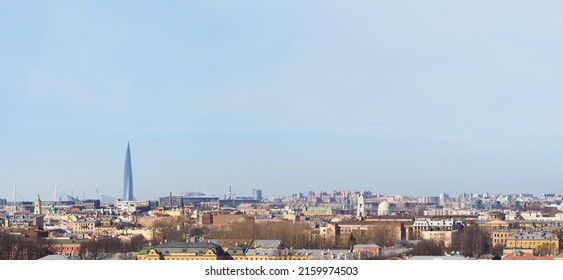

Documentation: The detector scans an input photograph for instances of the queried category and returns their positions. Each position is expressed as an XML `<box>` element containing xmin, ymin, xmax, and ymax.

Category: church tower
<box><xmin>356</xmin><ymin>193</ymin><xmax>365</xmax><ymax>218</ymax></box>
<box><xmin>34</xmin><ymin>194</ymin><xmax>42</xmax><ymax>216</ymax></box>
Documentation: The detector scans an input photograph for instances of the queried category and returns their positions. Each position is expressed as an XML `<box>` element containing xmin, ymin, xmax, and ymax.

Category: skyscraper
<box><xmin>123</xmin><ymin>142</ymin><xmax>135</xmax><ymax>201</ymax></box>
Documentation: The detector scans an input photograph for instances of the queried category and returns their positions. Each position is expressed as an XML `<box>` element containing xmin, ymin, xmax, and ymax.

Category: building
<box><xmin>491</xmin><ymin>229</ymin><xmax>518</xmax><ymax>247</ymax></box>
<box><xmin>353</xmin><ymin>244</ymin><xmax>381</xmax><ymax>257</ymax></box>
<box><xmin>478</xmin><ymin>218</ymin><xmax>510</xmax><ymax>231</ymax></box>
<box><xmin>303</xmin><ymin>206</ymin><xmax>333</xmax><ymax>216</ymax></box>
<box><xmin>115</xmin><ymin>200</ymin><xmax>150</xmax><ymax>213</ymax></box>
<box><xmin>421</xmin><ymin>229</ymin><xmax>458</xmax><ymax>247</ymax></box>
<box><xmin>504</xmin><ymin>232</ymin><xmax>559</xmax><ymax>256</ymax></box>
<box><xmin>503</xmin><ymin>252</ymin><xmax>563</xmax><ymax>260</ymax></box>
<box><xmin>137</xmin><ymin>241</ymin><xmax>230</xmax><ymax>260</ymax></box>
<box><xmin>252</xmin><ymin>189</ymin><xmax>263</xmax><ymax>201</ymax></box>
<box><xmin>72</xmin><ymin>220</ymin><xmax>99</xmax><ymax>235</ymax></box>
<box><xmin>357</xmin><ymin>194</ymin><xmax>365</xmax><ymax>218</ymax></box>
<box><xmin>159</xmin><ymin>193</ymin><xmax>219</xmax><ymax>208</ymax></box>
<box><xmin>123</xmin><ymin>142</ymin><xmax>134</xmax><ymax>201</ymax></box>
<box><xmin>93</xmin><ymin>224</ymin><xmax>118</xmax><ymax>236</ymax></box>
<box><xmin>377</xmin><ymin>201</ymin><xmax>390</xmax><ymax>216</ymax></box>
<box><xmin>326</xmin><ymin>219</ymin><xmax>406</xmax><ymax>247</ymax></box>
<box><xmin>407</xmin><ymin>219</ymin><xmax>462</xmax><ymax>247</ymax></box>
<box><xmin>408</xmin><ymin>219</ymin><xmax>453</xmax><ymax>240</ymax></box>
<box><xmin>34</xmin><ymin>195</ymin><xmax>42</xmax><ymax>216</ymax></box>
<box><xmin>49</xmin><ymin>239</ymin><xmax>90</xmax><ymax>257</ymax></box>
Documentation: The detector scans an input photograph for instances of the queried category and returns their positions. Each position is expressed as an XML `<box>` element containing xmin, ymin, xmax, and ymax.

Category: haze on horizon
<box><xmin>2</xmin><ymin>1</ymin><xmax>563</xmax><ymax>201</ymax></box>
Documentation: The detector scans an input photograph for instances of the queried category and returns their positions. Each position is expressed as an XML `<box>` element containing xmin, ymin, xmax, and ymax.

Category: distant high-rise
<box><xmin>123</xmin><ymin>142</ymin><xmax>135</xmax><ymax>201</ymax></box>
<box><xmin>253</xmin><ymin>189</ymin><xmax>262</xmax><ymax>201</ymax></box>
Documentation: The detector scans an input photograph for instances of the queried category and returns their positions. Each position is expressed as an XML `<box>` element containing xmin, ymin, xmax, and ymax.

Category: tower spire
<box><xmin>123</xmin><ymin>142</ymin><xmax>134</xmax><ymax>200</ymax></box>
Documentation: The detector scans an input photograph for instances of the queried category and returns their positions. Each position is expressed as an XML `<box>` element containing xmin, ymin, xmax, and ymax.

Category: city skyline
<box><xmin>3</xmin><ymin>1</ymin><xmax>563</xmax><ymax>200</ymax></box>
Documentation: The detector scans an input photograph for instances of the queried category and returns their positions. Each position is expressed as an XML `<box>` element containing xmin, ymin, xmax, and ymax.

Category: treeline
<box><xmin>206</xmin><ymin>220</ymin><xmax>337</xmax><ymax>249</ymax></box>
<box><xmin>79</xmin><ymin>235</ymin><xmax>146</xmax><ymax>260</ymax></box>
<box><xmin>346</xmin><ymin>224</ymin><xmax>397</xmax><ymax>248</ymax></box>
<box><xmin>411</xmin><ymin>225</ymin><xmax>497</xmax><ymax>258</ymax></box>
<box><xmin>0</xmin><ymin>232</ymin><xmax>52</xmax><ymax>260</ymax></box>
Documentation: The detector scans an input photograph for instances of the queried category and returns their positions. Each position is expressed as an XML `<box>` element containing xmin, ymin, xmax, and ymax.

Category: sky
<box><xmin>2</xmin><ymin>1</ymin><xmax>563</xmax><ymax>201</ymax></box>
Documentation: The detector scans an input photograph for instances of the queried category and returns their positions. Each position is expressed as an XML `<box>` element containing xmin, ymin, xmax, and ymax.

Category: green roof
<box><xmin>154</xmin><ymin>241</ymin><xmax>227</xmax><ymax>256</ymax></box>
<box><xmin>138</xmin><ymin>246</ymin><xmax>154</xmax><ymax>255</ymax></box>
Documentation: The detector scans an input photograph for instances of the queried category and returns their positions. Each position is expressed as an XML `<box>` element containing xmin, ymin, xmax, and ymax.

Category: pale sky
<box><xmin>2</xmin><ymin>1</ymin><xmax>563</xmax><ymax>201</ymax></box>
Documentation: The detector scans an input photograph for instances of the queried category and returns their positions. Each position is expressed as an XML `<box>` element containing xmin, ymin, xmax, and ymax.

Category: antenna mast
<box><xmin>13</xmin><ymin>184</ymin><xmax>17</xmax><ymax>211</ymax></box>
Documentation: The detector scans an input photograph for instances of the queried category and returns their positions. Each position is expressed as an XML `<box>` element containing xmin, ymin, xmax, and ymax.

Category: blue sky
<box><xmin>2</xmin><ymin>1</ymin><xmax>563</xmax><ymax>201</ymax></box>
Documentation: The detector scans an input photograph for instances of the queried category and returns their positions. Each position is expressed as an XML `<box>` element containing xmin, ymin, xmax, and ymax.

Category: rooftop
<box><xmin>507</xmin><ymin>232</ymin><xmax>558</xmax><ymax>240</ymax></box>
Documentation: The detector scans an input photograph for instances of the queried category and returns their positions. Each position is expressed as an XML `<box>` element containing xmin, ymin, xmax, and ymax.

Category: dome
<box><xmin>378</xmin><ymin>201</ymin><xmax>390</xmax><ymax>215</ymax></box>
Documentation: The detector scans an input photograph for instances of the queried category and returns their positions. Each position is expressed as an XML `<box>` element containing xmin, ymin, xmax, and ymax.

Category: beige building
<box><xmin>478</xmin><ymin>219</ymin><xmax>510</xmax><ymax>231</ymax></box>
<box><xmin>72</xmin><ymin>220</ymin><xmax>99</xmax><ymax>235</ymax></box>
<box><xmin>407</xmin><ymin>219</ymin><xmax>455</xmax><ymax>240</ymax></box>
<box><xmin>93</xmin><ymin>225</ymin><xmax>118</xmax><ymax>235</ymax></box>
<box><xmin>491</xmin><ymin>229</ymin><xmax>517</xmax><ymax>247</ymax></box>
<box><xmin>421</xmin><ymin>230</ymin><xmax>458</xmax><ymax>247</ymax></box>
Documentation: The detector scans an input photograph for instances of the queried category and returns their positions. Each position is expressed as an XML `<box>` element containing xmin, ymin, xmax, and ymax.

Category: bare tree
<box><xmin>150</xmin><ymin>218</ymin><xmax>187</xmax><ymax>244</ymax></box>
<box><xmin>412</xmin><ymin>240</ymin><xmax>444</xmax><ymax>256</ymax></box>
<box><xmin>459</xmin><ymin>225</ymin><xmax>491</xmax><ymax>258</ymax></box>
<box><xmin>79</xmin><ymin>237</ymin><xmax>127</xmax><ymax>260</ymax></box>
<box><xmin>207</xmin><ymin>220</ymin><xmax>326</xmax><ymax>250</ymax></box>
<box><xmin>491</xmin><ymin>244</ymin><xmax>504</xmax><ymax>259</ymax></box>
<box><xmin>363</xmin><ymin>224</ymin><xmax>397</xmax><ymax>247</ymax></box>
<box><xmin>0</xmin><ymin>232</ymin><xmax>52</xmax><ymax>260</ymax></box>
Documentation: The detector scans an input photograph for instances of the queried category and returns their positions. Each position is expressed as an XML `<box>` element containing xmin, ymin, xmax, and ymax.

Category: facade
<box><xmin>123</xmin><ymin>142</ymin><xmax>134</xmax><ymax>201</ymax></box>
<box><xmin>421</xmin><ymin>229</ymin><xmax>458</xmax><ymax>247</ymax></box>
<box><xmin>327</xmin><ymin>220</ymin><xmax>405</xmax><ymax>246</ymax></box>
<box><xmin>72</xmin><ymin>220</ymin><xmax>99</xmax><ymax>235</ymax></box>
<box><xmin>353</xmin><ymin>244</ymin><xmax>381</xmax><ymax>257</ymax></box>
<box><xmin>49</xmin><ymin>239</ymin><xmax>89</xmax><ymax>257</ymax></box>
<box><xmin>252</xmin><ymin>189</ymin><xmax>263</xmax><ymax>201</ymax></box>
<box><xmin>478</xmin><ymin>219</ymin><xmax>510</xmax><ymax>231</ymax></box>
<box><xmin>491</xmin><ymin>229</ymin><xmax>518</xmax><ymax>247</ymax></box>
<box><xmin>357</xmin><ymin>194</ymin><xmax>365</xmax><ymax>218</ymax></box>
<box><xmin>158</xmin><ymin>194</ymin><xmax>219</xmax><ymax>208</ymax></box>
<box><xmin>504</xmin><ymin>232</ymin><xmax>559</xmax><ymax>256</ymax></box>
<box><xmin>115</xmin><ymin>200</ymin><xmax>150</xmax><ymax>213</ymax></box>
<box><xmin>137</xmin><ymin>242</ymin><xmax>230</xmax><ymax>260</ymax></box>
<box><xmin>34</xmin><ymin>195</ymin><xmax>42</xmax><ymax>216</ymax></box>
<box><xmin>303</xmin><ymin>207</ymin><xmax>333</xmax><ymax>216</ymax></box>
<box><xmin>407</xmin><ymin>219</ymin><xmax>455</xmax><ymax>240</ymax></box>
<box><xmin>94</xmin><ymin>225</ymin><xmax>118</xmax><ymax>235</ymax></box>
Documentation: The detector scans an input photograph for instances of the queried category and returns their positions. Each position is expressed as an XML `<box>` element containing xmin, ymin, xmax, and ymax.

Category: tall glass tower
<box><xmin>123</xmin><ymin>142</ymin><xmax>135</xmax><ymax>201</ymax></box>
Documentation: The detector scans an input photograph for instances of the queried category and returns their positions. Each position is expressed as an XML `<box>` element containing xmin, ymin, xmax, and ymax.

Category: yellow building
<box><xmin>478</xmin><ymin>218</ymin><xmax>510</xmax><ymax>231</ymax></box>
<box><xmin>303</xmin><ymin>207</ymin><xmax>333</xmax><ymax>216</ymax></box>
<box><xmin>137</xmin><ymin>241</ymin><xmax>231</xmax><ymax>260</ymax></box>
<box><xmin>137</xmin><ymin>247</ymin><xmax>161</xmax><ymax>260</ymax></box>
<box><xmin>504</xmin><ymin>232</ymin><xmax>559</xmax><ymax>256</ymax></box>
